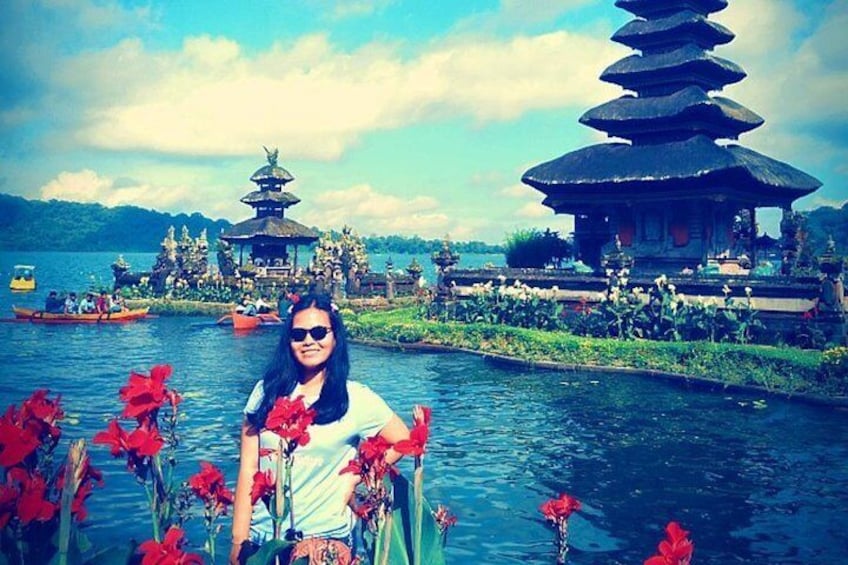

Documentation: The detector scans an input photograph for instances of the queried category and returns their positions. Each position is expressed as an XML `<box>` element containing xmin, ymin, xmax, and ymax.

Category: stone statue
<box><xmin>263</xmin><ymin>145</ymin><xmax>279</xmax><ymax>167</ymax></box>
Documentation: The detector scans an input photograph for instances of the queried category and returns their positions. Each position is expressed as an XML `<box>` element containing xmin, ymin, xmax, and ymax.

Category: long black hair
<box><xmin>246</xmin><ymin>292</ymin><xmax>350</xmax><ymax>430</ymax></box>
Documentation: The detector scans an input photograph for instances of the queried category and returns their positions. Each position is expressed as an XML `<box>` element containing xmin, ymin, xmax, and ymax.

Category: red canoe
<box><xmin>216</xmin><ymin>311</ymin><xmax>282</xmax><ymax>330</ymax></box>
<box><xmin>13</xmin><ymin>306</ymin><xmax>149</xmax><ymax>324</ymax></box>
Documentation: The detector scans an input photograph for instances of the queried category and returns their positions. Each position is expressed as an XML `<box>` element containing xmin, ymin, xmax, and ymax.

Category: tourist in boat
<box><xmin>95</xmin><ymin>291</ymin><xmax>110</xmax><ymax>313</ymax></box>
<box><xmin>110</xmin><ymin>288</ymin><xmax>126</xmax><ymax>312</ymax></box>
<box><xmin>229</xmin><ymin>293</ymin><xmax>410</xmax><ymax>564</ymax></box>
<box><xmin>235</xmin><ymin>293</ymin><xmax>257</xmax><ymax>316</ymax></box>
<box><xmin>78</xmin><ymin>293</ymin><xmax>97</xmax><ymax>314</ymax></box>
<box><xmin>254</xmin><ymin>293</ymin><xmax>273</xmax><ymax>314</ymax></box>
<box><xmin>44</xmin><ymin>290</ymin><xmax>64</xmax><ymax>313</ymax></box>
<box><xmin>64</xmin><ymin>292</ymin><xmax>78</xmax><ymax>314</ymax></box>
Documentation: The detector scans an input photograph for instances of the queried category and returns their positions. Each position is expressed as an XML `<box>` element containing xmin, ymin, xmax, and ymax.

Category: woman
<box><xmin>229</xmin><ymin>293</ymin><xmax>410</xmax><ymax>564</ymax></box>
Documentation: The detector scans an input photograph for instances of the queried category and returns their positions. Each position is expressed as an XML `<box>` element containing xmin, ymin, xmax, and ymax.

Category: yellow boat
<box><xmin>9</xmin><ymin>265</ymin><xmax>36</xmax><ymax>292</ymax></box>
<box><xmin>12</xmin><ymin>306</ymin><xmax>149</xmax><ymax>324</ymax></box>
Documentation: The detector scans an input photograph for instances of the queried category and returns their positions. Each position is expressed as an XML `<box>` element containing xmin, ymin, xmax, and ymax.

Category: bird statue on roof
<box><xmin>263</xmin><ymin>145</ymin><xmax>279</xmax><ymax>167</ymax></box>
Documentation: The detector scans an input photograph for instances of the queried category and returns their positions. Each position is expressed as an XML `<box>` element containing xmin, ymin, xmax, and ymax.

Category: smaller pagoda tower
<box><xmin>220</xmin><ymin>147</ymin><xmax>319</xmax><ymax>271</ymax></box>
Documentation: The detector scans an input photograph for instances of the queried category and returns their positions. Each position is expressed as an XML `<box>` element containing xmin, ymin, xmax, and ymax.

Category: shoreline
<box><xmin>350</xmin><ymin>338</ymin><xmax>848</xmax><ymax>409</ymax></box>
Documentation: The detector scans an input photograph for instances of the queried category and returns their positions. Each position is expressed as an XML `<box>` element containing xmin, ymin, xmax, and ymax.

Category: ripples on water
<box><xmin>1</xmin><ymin>255</ymin><xmax>848</xmax><ymax>563</ymax></box>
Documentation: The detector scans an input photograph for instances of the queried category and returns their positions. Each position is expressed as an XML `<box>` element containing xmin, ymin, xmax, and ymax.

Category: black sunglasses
<box><xmin>290</xmin><ymin>326</ymin><xmax>333</xmax><ymax>342</ymax></box>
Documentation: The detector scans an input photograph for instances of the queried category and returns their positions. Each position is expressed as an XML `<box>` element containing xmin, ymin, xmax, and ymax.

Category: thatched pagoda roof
<box><xmin>220</xmin><ymin>216</ymin><xmax>319</xmax><ymax>245</ymax></box>
<box><xmin>250</xmin><ymin>164</ymin><xmax>294</xmax><ymax>185</ymax></box>
<box><xmin>240</xmin><ymin>190</ymin><xmax>301</xmax><ymax>207</ymax></box>
<box><xmin>612</xmin><ymin>10</ymin><xmax>734</xmax><ymax>51</ymax></box>
<box><xmin>522</xmin><ymin>135</ymin><xmax>821</xmax><ymax>210</ymax></box>
<box><xmin>580</xmin><ymin>86</ymin><xmax>763</xmax><ymax>140</ymax></box>
<box><xmin>615</xmin><ymin>0</ymin><xmax>727</xmax><ymax>18</ymax></box>
<box><xmin>601</xmin><ymin>43</ymin><xmax>745</xmax><ymax>93</ymax></box>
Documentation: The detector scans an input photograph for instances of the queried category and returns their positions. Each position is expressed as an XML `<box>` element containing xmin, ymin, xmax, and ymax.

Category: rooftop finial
<box><xmin>263</xmin><ymin>145</ymin><xmax>279</xmax><ymax>167</ymax></box>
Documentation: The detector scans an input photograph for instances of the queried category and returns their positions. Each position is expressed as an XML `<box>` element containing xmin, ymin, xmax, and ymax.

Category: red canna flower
<box><xmin>119</xmin><ymin>364</ymin><xmax>174</xmax><ymax>421</ymax></box>
<box><xmin>358</xmin><ymin>436</ymin><xmax>393</xmax><ymax>467</ymax></box>
<box><xmin>395</xmin><ymin>405</ymin><xmax>432</xmax><ymax>458</ymax></box>
<box><xmin>0</xmin><ymin>483</ymin><xmax>18</xmax><ymax>529</ymax></box>
<box><xmin>126</xmin><ymin>425</ymin><xmax>164</xmax><ymax>458</ymax></box>
<box><xmin>9</xmin><ymin>468</ymin><xmax>56</xmax><ymax>525</ymax></box>
<box><xmin>20</xmin><ymin>389</ymin><xmax>64</xmax><ymax>442</ymax></box>
<box><xmin>0</xmin><ymin>407</ymin><xmax>40</xmax><ymax>467</ymax></box>
<box><xmin>394</xmin><ymin>424</ymin><xmax>429</xmax><ymax>457</ymax></box>
<box><xmin>264</xmin><ymin>395</ymin><xmax>316</xmax><ymax>451</ymax></box>
<box><xmin>250</xmin><ymin>469</ymin><xmax>276</xmax><ymax>506</ymax></box>
<box><xmin>92</xmin><ymin>419</ymin><xmax>130</xmax><ymax>457</ymax></box>
<box><xmin>138</xmin><ymin>526</ymin><xmax>203</xmax><ymax>565</ymax></box>
<box><xmin>540</xmin><ymin>493</ymin><xmax>582</xmax><ymax>522</ymax></box>
<box><xmin>413</xmin><ymin>406</ymin><xmax>432</xmax><ymax>427</ymax></box>
<box><xmin>540</xmin><ymin>492</ymin><xmax>581</xmax><ymax>565</ymax></box>
<box><xmin>644</xmin><ymin>521</ymin><xmax>694</xmax><ymax>565</ymax></box>
<box><xmin>339</xmin><ymin>459</ymin><xmax>362</xmax><ymax>476</ymax></box>
<box><xmin>432</xmin><ymin>504</ymin><xmax>458</xmax><ymax>533</ymax></box>
<box><xmin>189</xmin><ymin>461</ymin><xmax>234</xmax><ymax>515</ymax></box>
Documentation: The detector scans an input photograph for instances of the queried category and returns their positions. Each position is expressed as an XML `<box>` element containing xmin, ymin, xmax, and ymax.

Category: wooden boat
<box><xmin>232</xmin><ymin>311</ymin><xmax>262</xmax><ymax>330</ymax></box>
<box><xmin>216</xmin><ymin>311</ymin><xmax>282</xmax><ymax>330</ymax></box>
<box><xmin>9</xmin><ymin>265</ymin><xmax>36</xmax><ymax>292</ymax></box>
<box><xmin>12</xmin><ymin>306</ymin><xmax>149</xmax><ymax>324</ymax></box>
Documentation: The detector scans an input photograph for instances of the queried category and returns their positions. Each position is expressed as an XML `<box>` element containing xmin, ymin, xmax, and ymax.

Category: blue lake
<box><xmin>1</xmin><ymin>252</ymin><xmax>847</xmax><ymax>564</ymax></box>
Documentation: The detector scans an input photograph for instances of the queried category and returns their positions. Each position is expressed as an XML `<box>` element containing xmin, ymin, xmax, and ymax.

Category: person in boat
<box><xmin>78</xmin><ymin>293</ymin><xmax>97</xmax><ymax>314</ymax></box>
<box><xmin>110</xmin><ymin>288</ymin><xmax>126</xmax><ymax>313</ymax></box>
<box><xmin>235</xmin><ymin>293</ymin><xmax>257</xmax><ymax>316</ymax></box>
<box><xmin>64</xmin><ymin>292</ymin><xmax>79</xmax><ymax>314</ymax></box>
<box><xmin>229</xmin><ymin>293</ymin><xmax>411</xmax><ymax>564</ymax></box>
<box><xmin>95</xmin><ymin>291</ymin><xmax>110</xmax><ymax>314</ymax></box>
<box><xmin>254</xmin><ymin>293</ymin><xmax>273</xmax><ymax>314</ymax></box>
<box><xmin>45</xmin><ymin>290</ymin><xmax>64</xmax><ymax>314</ymax></box>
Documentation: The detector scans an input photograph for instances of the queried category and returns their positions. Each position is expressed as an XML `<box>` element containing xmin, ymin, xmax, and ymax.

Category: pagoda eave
<box><xmin>522</xmin><ymin>137</ymin><xmax>821</xmax><ymax>208</ymax></box>
<box><xmin>612</xmin><ymin>11</ymin><xmax>734</xmax><ymax>51</ymax></box>
<box><xmin>601</xmin><ymin>45</ymin><xmax>746</xmax><ymax>93</ymax></box>
<box><xmin>615</xmin><ymin>0</ymin><xmax>728</xmax><ymax>18</ymax></box>
<box><xmin>240</xmin><ymin>190</ymin><xmax>301</xmax><ymax>207</ymax></box>
<box><xmin>220</xmin><ymin>216</ymin><xmax>319</xmax><ymax>244</ymax></box>
<box><xmin>250</xmin><ymin>164</ymin><xmax>294</xmax><ymax>185</ymax></box>
<box><xmin>580</xmin><ymin>88</ymin><xmax>763</xmax><ymax>139</ymax></box>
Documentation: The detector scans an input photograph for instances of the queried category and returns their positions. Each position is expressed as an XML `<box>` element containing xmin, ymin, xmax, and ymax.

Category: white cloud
<box><xmin>38</xmin><ymin>169</ymin><xmax>229</xmax><ymax>217</ymax></box>
<box><xmin>47</xmin><ymin>29</ymin><xmax>621</xmax><ymax>160</ymax></box>
<box><xmin>516</xmin><ymin>201</ymin><xmax>554</xmax><ymax>219</ymax></box>
<box><xmin>297</xmin><ymin>183</ymin><xmax>453</xmax><ymax>237</ymax></box>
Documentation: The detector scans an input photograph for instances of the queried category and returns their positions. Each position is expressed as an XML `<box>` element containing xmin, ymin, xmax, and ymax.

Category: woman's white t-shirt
<box><xmin>243</xmin><ymin>379</ymin><xmax>393</xmax><ymax>542</ymax></box>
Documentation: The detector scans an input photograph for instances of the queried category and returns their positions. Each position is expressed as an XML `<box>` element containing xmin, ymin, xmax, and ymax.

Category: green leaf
<box><xmin>363</xmin><ymin>474</ymin><xmax>447</xmax><ymax>565</ymax></box>
<box><xmin>246</xmin><ymin>539</ymin><xmax>294</xmax><ymax>565</ymax></box>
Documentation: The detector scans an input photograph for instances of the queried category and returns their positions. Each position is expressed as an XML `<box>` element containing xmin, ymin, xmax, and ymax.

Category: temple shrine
<box><xmin>220</xmin><ymin>147</ymin><xmax>319</xmax><ymax>274</ymax></box>
<box><xmin>521</xmin><ymin>0</ymin><xmax>821</xmax><ymax>272</ymax></box>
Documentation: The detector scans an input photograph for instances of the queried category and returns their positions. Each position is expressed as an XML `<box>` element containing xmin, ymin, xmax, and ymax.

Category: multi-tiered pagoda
<box><xmin>522</xmin><ymin>0</ymin><xmax>821</xmax><ymax>272</ymax></box>
<box><xmin>220</xmin><ymin>147</ymin><xmax>318</xmax><ymax>271</ymax></box>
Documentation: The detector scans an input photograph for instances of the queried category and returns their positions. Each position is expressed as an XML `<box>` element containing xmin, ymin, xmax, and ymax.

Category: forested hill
<box><xmin>0</xmin><ymin>194</ymin><xmax>232</xmax><ymax>251</ymax></box>
<box><xmin>0</xmin><ymin>194</ymin><xmax>504</xmax><ymax>254</ymax></box>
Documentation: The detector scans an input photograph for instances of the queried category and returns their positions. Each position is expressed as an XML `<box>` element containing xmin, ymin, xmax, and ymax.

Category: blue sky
<box><xmin>1</xmin><ymin>0</ymin><xmax>846</xmax><ymax>244</ymax></box>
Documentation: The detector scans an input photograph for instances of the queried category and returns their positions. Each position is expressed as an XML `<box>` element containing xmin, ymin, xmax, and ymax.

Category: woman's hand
<box><xmin>228</xmin><ymin>540</ymin><xmax>243</xmax><ymax>565</ymax></box>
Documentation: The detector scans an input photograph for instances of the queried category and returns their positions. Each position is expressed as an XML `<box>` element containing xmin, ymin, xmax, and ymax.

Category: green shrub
<box><xmin>504</xmin><ymin>229</ymin><xmax>571</xmax><ymax>268</ymax></box>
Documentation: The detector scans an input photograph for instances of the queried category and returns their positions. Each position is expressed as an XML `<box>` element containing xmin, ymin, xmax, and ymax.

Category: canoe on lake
<box><xmin>12</xmin><ymin>306</ymin><xmax>149</xmax><ymax>324</ymax></box>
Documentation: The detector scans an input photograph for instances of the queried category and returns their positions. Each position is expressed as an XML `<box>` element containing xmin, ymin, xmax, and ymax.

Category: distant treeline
<box><xmin>0</xmin><ymin>194</ymin><xmax>231</xmax><ymax>251</ymax></box>
<box><xmin>804</xmin><ymin>203</ymin><xmax>848</xmax><ymax>256</ymax></box>
<box><xmin>0</xmin><ymin>194</ymin><xmax>504</xmax><ymax>254</ymax></box>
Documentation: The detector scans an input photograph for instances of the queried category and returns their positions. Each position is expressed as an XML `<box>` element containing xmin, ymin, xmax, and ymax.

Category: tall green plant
<box><xmin>504</xmin><ymin>229</ymin><xmax>571</xmax><ymax>268</ymax></box>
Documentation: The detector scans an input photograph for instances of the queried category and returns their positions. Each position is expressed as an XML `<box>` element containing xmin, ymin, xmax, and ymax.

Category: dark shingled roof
<box><xmin>250</xmin><ymin>164</ymin><xmax>295</xmax><ymax>185</ymax></box>
<box><xmin>521</xmin><ymin>135</ymin><xmax>821</xmax><ymax>208</ymax></box>
<box><xmin>612</xmin><ymin>10</ymin><xmax>734</xmax><ymax>51</ymax></box>
<box><xmin>580</xmin><ymin>86</ymin><xmax>763</xmax><ymax>140</ymax></box>
<box><xmin>240</xmin><ymin>190</ymin><xmax>301</xmax><ymax>207</ymax></box>
<box><xmin>220</xmin><ymin>216</ymin><xmax>319</xmax><ymax>244</ymax></box>
<box><xmin>601</xmin><ymin>43</ymin><xmax>745</xmax><ymax>92</ymax></box>
<box><xmin>615</xmin><ymin>0</ymin><xmax>727</xmax><ymax>18</ymax></box>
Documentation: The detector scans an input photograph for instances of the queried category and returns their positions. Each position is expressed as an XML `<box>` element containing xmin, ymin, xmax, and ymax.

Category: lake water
<box><xmin>1</xmin><ymin>252</ymin><xmax>847</xmax><ymax>563</ymax></box>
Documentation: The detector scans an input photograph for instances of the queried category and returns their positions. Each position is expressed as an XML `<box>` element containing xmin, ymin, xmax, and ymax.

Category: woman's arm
<box><xmin>229</xmin><ymin>420</ymin><xmax>259</xmax><ymax>564</ymax></box>
<box><xmin>379</xmin><ymin>413</ymin><xmax>410</xmax><ymax>465</ymax></box>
